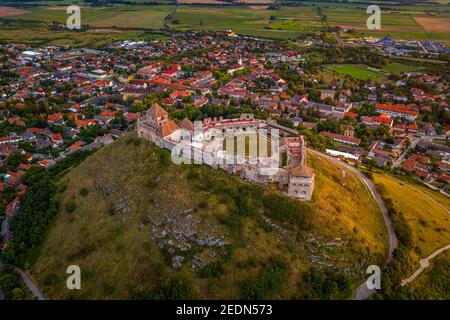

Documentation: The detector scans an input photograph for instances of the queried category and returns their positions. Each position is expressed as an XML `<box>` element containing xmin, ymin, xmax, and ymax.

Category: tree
<box><xmin>11</xmin><ymin>287</ymin><xmax>25</xmax><ymax>300</ymax></box>
<box><xmin>6</xmin><ymin>152</ymin><xmax>26</xmax><ymax>166</ymax></box>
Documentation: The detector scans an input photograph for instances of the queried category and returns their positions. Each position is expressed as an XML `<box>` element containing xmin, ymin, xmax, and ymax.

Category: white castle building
<box><xmin>137</xmin><ymin>103</ymin><xmax>314</xmax><ymax>200</ymax></box>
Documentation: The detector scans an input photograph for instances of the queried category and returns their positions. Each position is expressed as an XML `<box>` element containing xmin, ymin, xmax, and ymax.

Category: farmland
<box><xmin>0</xmin><ymin>21</ymin><xmax>149</xmax><ymax>48</ymax></box>
<box><xmin>170</xmin><ymin>5</ymin><xmax>324</xmax><ymax>39</ymax></box>
<box><xmin>323</xmin><ymin>64</ymin><xmax>386</xmax><ymax>81</ymax></box>
<box><xmin>320</xmin><ymin>3</ymin><xmax>450</xmax><ymax>44</ymax></box>
<box><xmin>1</xmin><ymin>2</ymin><xmax>450</xmax><ymax>42</ymax></box>
<box><xmin>381</xmin><ymin>63</ymin><xmax>423</xmax><ymax>75</ymax></box>
<box><xmin>1</xmin><ymin>4</ymin><xmax>175</xmax><ymax>29</ymax></box>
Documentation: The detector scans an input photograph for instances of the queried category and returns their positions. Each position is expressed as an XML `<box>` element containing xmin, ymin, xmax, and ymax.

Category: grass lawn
<box><xmin>324</xmin><ymin>64</ymin><xmax>385</xmax><ymax>81</ymax></box>
<box><xmin>373</xmin><ymin>173</ymin><xmax>450</xmax><ymax>260</ymax></box>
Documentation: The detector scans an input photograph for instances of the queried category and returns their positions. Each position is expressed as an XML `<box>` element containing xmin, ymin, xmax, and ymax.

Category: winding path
<box><xmin>0</xmin><ymin>263</ymin><xmax>46</xmax><ymax>300</ymax></box>
<box><xmin>307</xmin><ymin>149</ymin><xmax>398</xmax><ymax>300</ymax></box>
<box><xmin>400</xmin><ymin>244</ymin><xmax>450</xmax><ymax>286</ymax></box>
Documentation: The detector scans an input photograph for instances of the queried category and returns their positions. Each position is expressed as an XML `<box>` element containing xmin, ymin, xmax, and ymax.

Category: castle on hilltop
<box><xmin>137</xmin><ymin>103</ymin><xmax>314</xmax><ymax>201</ymax></box>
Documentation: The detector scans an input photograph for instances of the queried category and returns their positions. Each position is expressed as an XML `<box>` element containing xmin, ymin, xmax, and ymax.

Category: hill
<box><xmin>29</xmin><ymin>133</ymin><xmax>387</xmax><ymax>299</ymax></box>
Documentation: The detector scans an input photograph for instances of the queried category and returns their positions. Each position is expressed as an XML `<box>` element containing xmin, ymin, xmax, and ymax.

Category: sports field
<box><xmin>324</xmin><ymin>64</ymin><xmax>385</xmax><ymax>81</ymax></box>
<box><xmin>373</xmin><ymin>173</ymin><xmax>450</xmax><ymax>260</ymax></box>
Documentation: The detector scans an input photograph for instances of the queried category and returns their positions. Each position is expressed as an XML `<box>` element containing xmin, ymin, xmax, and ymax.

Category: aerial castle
<box><xmin>137</xmin><ymin>103</ymin><xmax>314</xmax><ymax>201</ymax></box>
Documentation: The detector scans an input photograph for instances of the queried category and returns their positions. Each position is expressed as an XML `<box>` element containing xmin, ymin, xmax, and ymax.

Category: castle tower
<box><xmin>287</xmin><ymin>164</ymin><xmax>315</xmax><ymax>201</ymax></box>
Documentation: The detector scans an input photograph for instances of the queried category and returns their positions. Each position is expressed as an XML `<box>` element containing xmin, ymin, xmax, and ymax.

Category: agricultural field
<box><xmin>323</xmin><ymin>64</ymin><xmax>386</xmax><ymax>81</ymax></box>
<box><xmin>0</xmin><ymin>21</ymin><xmax>151</xmax><ymax>48</ymax></box>
<box><xmin>178</xmin><ymin>0</ymin><xmax>227</xmax><ymax>4</ymax></box>
<box><xmin>3</xmin><ymin>2</ymin><xmax>450</xmax><ymax>42</ymax></box>
<box><xmin>321</xmin><ymin>3</ymin><xmax>450</xmax><ymax>44</ymax></box>
<box><xmin>170</xmin><ymin>5</ymin><xmax>324</xmax><ymax>39</ymax></box>
<box><xmin>1</xmin><ymin>5</ymin><xmax>175</xmax><ymax>29</ymax></box>
<box><xmin>0</xmin><ymin>6</ymin><xmax>29</xmax><ymax>17</ymax></box>
<box><xmin>373</xmin><ymin>173</ymin><xmax>450</xmax><ymax>261</ymax></box>
<box><xmin>414</xmin><ymin>17</ymin><xmax>450</xmax><ymax>34</ymax></box>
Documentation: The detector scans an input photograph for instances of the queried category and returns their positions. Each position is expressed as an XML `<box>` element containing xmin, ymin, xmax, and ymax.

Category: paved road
<box><xmin>401</xmin><ymin>244</ymin><xmax>450</xmax><ymax>286</ymax></box>
<box><xmin>308</xmin><ymin>149</ymin><xmax>398</xmax><ymax>300</ymax></box>
<box><xmin>0</xmin><ymin>263</ymin><xmax>46</xmax><ymax>300</ymax></box>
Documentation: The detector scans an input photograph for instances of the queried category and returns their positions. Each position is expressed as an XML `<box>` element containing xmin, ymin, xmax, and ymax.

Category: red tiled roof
<box><xmin>376</xmin><ymin>103</ymin><xmax>418</xmax><ymax>117</ymax></box>
<box><xmin>321</xmin><ymin>131</ymin><xmax>361</xmax><ymax>145</ymax></box>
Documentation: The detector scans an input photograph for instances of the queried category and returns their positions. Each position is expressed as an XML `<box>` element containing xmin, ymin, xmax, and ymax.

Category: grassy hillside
<box><xmin>324</xmin><ymin>64</ymin><xmax>386</xmax><ymax>81</ymax></box>
<box><xmin>373</xmin><ymin>173</ymin><xmax>450</xmax><ymax>261</ymax></box>
<box><xmin>30</xmin><ymin>133</ymin><xmax>387</xmax><ymax>299</ymax></box>
<box><xmin>403</xmin><ymin>250</ymin><xmax>450</xmax><ymax>300</ymax></box>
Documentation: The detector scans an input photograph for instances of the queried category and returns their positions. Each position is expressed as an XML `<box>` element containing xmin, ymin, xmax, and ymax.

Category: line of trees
<box><xmin>1</xmin><ymin>150</ymin><xmax>93</xmax><ymax>268</ymax></box>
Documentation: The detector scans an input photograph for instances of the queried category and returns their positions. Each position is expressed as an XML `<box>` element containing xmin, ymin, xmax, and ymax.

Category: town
<box><xmin>0</xmin><ymin>31</ymin><xmax>449</xmax><ymax>250</ymax></box>
<box><xmin>0</xmin><ymin>26</ymin><xmax>449</xmax><ymax>302</ymax></box>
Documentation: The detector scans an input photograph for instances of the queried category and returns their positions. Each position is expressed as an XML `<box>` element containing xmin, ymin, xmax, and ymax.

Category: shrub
<box><xmin>152</xmin><ymin>277</ymin><xmax>193</xmax><ymax>300</ymax></box>
<box><xmin>302</xmin><ymin>267</ymin><xmax>352</xmax><ymax>300</ymax></box>
<box><xmin>262</xmin><ymin>193</ymin><xmax>312</xmax><ymax>230</ymax></box>
<box><xmin>79</xmin><ymin>188</ymin><xmax>89</xmax><ymax>197</ymax></box>
<box><xmin>65</xmin><ymin>200</ymin><xmax>76</xmax><ymax>213</ymax></box>
<box><xmin>240</xmin><ymin>258</ymin><xmax>288</xmax><ymax>299</ymax></box>
<box><xmin>199</xmin><ymin>261</ymin><xmax>225</xmax><ymax>279</ymax></box>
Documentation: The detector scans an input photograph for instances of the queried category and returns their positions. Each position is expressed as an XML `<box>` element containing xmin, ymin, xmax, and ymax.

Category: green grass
<box><xmin>381</xmin><ymin>63</ymin><xmax>423</xmax><ymax>74</ymax></box>
<box><xmin>324</xmin><ymin>64</ymin><xmax>385</xmax><ymax>81</ymax></box>
<box><xmin>29</xmin><ymin>133</ymin><xmax>387</xmax><ymax>299</ymax></box>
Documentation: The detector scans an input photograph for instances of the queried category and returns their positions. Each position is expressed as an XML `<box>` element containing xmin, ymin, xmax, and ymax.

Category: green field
<box><xmin>2</xmin><ymin>3</ymin><xmax>450</xmax><ymax>42</ymax></box>
<box><xmin>381</xmin><ymin>63</ymin><xmax>424</xmax><ymax>74</ymax></box>
<box><xmin>2</xmin><ymin>5</ymin><xmax>175</xmax><ymax>29</ymax></box>
<box><xmin>170</xmin><ymin>5</ymin><xmax>325</xmax><ymax>39</ymax></box>
<box><xmin>0</xmin><ymin>23</ymin><xmax>152</xmax><ymax>48</ymax></box>
<box><xmin>324</xmin><ymin>64</ymin><xmax>386</xmax><ymax>81</ymax></box>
